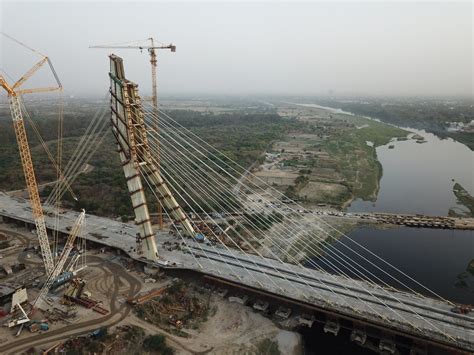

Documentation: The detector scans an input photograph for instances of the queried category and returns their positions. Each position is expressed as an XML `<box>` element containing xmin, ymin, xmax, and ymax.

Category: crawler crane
<box><xmin>34</xmin><ymin>210</ymin><xmax>86</xmax><ymax>308</ymax></box>
<box><xmin>0</xmin><ymin>34</ymin><xmax>62</xmax><ymax>275</ymax></box>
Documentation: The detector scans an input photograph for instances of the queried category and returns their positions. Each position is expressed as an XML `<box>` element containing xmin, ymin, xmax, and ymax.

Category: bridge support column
<box><xmin>350</xmin><ymin>329</ymin><xmax>367</xmax><ymax>345</ymax></box>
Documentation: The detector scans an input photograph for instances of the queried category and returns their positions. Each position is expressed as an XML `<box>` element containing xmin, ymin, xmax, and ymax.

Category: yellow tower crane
<box><xmin>90</xmin><ymin>38</ymin><xmax>176</xmax><ymax>229</ymax></box>
<box><xmin>0</xmin><ymin>34</ymin><xmax>62</xmax><ymax>275</ymax></box>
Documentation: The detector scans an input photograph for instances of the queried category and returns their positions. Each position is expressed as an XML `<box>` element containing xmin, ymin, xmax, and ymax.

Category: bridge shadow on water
<box><xmin>299</xmin><ymin>325</ymin><xmax>374</xmax><ymax>355</ymax></box>
<box><xmin>305</xmin><ymin>226</ymin><xmax>474</xmax><ymax>305</ymax></box>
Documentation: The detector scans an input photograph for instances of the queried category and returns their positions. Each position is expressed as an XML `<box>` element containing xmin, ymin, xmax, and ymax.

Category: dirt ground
<box><xmin>125</xmin><ymin>297</ymin><xmax>302</xmax><ymax>355</ymax></box>
<box><xmin>0</xmin><ymin>224</ymin><xmax>302</xmax><ymax>355</ymax></box>
<box><xmin>298</xmin><ymin>181</ymin><xmax>349</xmax><ymax>202</ymax></box>
<box><xmin>249</xmin><ymin>125</ymin><xmax>351</xmax><ymax>208</ymax></box>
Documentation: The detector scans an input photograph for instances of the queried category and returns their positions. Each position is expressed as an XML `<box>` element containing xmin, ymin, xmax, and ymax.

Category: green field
<box><xmin>323</xmin><ymin>114</ymin><xmax>408</xmax><ymax>201</ymax></box>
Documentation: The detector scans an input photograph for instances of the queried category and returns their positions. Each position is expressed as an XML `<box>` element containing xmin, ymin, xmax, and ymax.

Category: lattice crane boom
<box><xmin>0</xmin><ymin>35</ymin><xmax>63</xmax><ymax>276</ymax></box>
<box><xmin>8</xmin><ymin>95</ymin><xmax>55</xmax><ymax>274</ymax></box>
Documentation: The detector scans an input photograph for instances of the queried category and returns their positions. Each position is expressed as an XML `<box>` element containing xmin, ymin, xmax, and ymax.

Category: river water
<box><xmin>310</xmin><ymin>226</ymin><xmax>473</xmax><ymax>304</ymax></box>
<box><xmin>299</xmin><ymin>104</ymin><xmax>474</xmax><ymax>304</ymax></box>
<box><xmin>348</xmin><ymin>128</ymin><xmax>474</xmax><ymax>216</ymax></box>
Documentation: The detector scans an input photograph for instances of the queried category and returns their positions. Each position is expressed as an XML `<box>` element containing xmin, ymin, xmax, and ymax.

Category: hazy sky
<box><xmin>1</xmin><ymin>1</ymin><xmax>472</xmax><ymax>97</ymax></box>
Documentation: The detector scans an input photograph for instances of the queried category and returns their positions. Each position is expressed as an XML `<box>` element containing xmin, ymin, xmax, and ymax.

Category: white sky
<box><xmin>1</xmin><ymin>1</ymin><xmax>472</xmax><ymax>97</ymax></box>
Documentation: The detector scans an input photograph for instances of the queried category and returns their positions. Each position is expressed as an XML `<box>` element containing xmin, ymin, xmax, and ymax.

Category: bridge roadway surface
<box><xmin>0</xmin><ymin>192</ymin><xmax>473</xmax><ymax>353</ymax></box>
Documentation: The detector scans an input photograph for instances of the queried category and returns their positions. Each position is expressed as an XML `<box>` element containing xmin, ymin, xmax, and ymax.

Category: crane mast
<box><xmin>9</xmin><ymin>95</ymin><xmax>55</xmax><ymax>274</ymax></box>
<box><xmin>148</xmin><ymin>38</ymin><xmax>162</xmax><ymax>230</ymax></box>
<box><xmin>0</xmin><ymin>38</ymin><xmax>62</xmax><ymax>276</ymax></box>
<box><xmin>149</xmin><ymin>38</ymin><xmax>159</xmax><ymax>112</ymax></box>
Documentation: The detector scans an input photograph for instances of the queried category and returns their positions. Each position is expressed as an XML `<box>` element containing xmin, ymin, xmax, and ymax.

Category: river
<box><xmin>309</xmin><ymin>226</ymin><xmax>473</xmax><ymax>304</ymax></box>
<box><xmin>298</xmin><ymin>103</ymin><xmax>474</xmax><ymax>304</ymax></box>
<box><xmin>294</xmin><ymin>102</ymin><xmax>474</xmax><ymax>215</ymax></box>
<box><xmin>348</xmin><ymin>128</ymin><xmax>474</xmax><ymax>216</ymax></box>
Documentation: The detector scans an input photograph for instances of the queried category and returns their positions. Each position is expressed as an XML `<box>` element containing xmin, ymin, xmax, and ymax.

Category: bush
<box><xmin>256</xmin><ymin>339</ymin><xmax>280</xmax><ymax>355</ymax></box>
<box><xmin>142</xmin><ymin>334</ymin><xmax>174</xmax><ymax>354</ymax></box>
<box><xmin>124</xmin><ymin>326</ymin><xmax>145</xmax><ymax>342</ymax></box>
<box><xmin>143</xmin><ymin>334</ymin><xmax>165</xmax><ymax>351</ymax></box>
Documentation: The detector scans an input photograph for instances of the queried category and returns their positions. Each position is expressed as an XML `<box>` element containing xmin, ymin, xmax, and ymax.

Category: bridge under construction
<box><xmin>1</xmin><ymin>192</ymin><xmax>473</xmax><ymax>354</ymax></box>
<box><xmin>0</xmin><ymin>37</ymin><xmax>473</xmax><ymax>354</ymax></box>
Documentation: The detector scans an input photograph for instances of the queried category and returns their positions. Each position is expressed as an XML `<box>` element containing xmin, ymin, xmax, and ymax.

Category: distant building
<box><xmin>446</xmin><ymin>121</ymin><xmax>465</xmax><ymax>132</ymax></box>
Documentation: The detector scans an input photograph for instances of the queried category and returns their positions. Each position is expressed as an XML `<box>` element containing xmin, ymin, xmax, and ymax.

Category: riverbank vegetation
<box><xmin>450</xmin><ymin>183</ymin><xmax>474</xmax><ymax>217</ymax></box>
<box><xmin>298</xmin><ymin>97</ymin><xmax>474</xmax><ymax>150</ymax></box>
<box><xmin>322</xmin><ymin>114</ymin><xmax>408</xmax><ymax>201</ymax></box>
<box><xmin>270</xmin><ymin>103</ymin><xmax>408</xmax><ymax>208</ymax></box>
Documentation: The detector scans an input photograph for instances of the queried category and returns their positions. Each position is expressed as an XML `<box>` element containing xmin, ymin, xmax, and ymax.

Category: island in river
<box><xmin>450</xmin><ymin>183</ymin><xmax>474</xmax><ymax>217</ymax></box>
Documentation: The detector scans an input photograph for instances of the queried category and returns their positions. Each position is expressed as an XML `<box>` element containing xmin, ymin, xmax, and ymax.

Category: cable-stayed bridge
<box><xmin>1</xmin><ymin>192</ymin><xmax>472</xmax><ymax>354</ymax></box>
<box><xmin>2</xmin><ymin>54</ymin><xmax>472</xmax><ymax>354</ymax></box>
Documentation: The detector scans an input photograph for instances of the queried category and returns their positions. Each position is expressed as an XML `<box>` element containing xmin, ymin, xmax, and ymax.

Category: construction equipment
<box><xmin>65</xmin><ymin>253</ymin><xmax>82</xmax><ymax>272</ymax></box>
<box><xmin>127</xmin><ymin>284</ymin><xmax>170</xmax><ymax>305</ymax></box>
<box><xmin>7</xmin><ymin>303</ymin><xmax>30</xmax><ymax>328</ymax></box>
<box><xmin>451</xmin><ymin>304</ymin><xmax>472</xmax><ymax>314</ymax></box>
<box><xmin>63</xmin><ymin>279</ymin><xmax>108</xmax><ymax>315</ymax></box>
<box><xmin>64</xmin><ymin>278</ymin><xmax>86</xmax><ymax>299</ymax></box>
<box><xmin>0</xmin><ymin>34</ymin><xmax>62</xmax><ymax>276</ymax></box>
<box><xmin>90</xmin><ymin>37</ymin><xmax>175</xmax><ymax>111</ymax></box>
<box><xmin>91</xmin><ymin>38</ymin><xmax>176</xmax><ymax>230</ymax></box>
<box><xmin>7</xmin><ymin>289</ymin><xmax>30</xmax><ymax>328</ymax></box>
<box><xmin>65</xmin><ymin>296</ymin><xmax>108</xmax><ymax>315</ymax></box>
<box><xmin>34</xmin><ymin>210</ymin><xmax>86</xmax><ymax>308</ymax></box>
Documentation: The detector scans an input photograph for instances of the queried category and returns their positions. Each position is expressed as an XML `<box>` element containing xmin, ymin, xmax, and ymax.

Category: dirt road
<box><xmin>0</xmin><ymin>255</ymin><xmax>141</xmax><ymax>354</ymax></box>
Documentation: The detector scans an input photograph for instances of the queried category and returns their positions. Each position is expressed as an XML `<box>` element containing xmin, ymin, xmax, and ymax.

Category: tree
<box><xmin>143</xmin><ymin>335</ymin><xmax>165</xmax><ymax>351</ymax></box>
<box><xmin>142</xmin><ymin>334</ymin><xmax>175</xmax><ymax>354</ymax></box>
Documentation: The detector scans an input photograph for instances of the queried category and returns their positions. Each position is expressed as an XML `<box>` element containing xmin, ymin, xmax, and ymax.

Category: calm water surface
<box><xmin>348</xmin><ymin>129</ymin><xmax>474</xmax><ymax>216</ymax></box>
<box><xmin>310</xmin><ymin>227</ymin><xmax>473</xmax><ymax>304</ymax></box>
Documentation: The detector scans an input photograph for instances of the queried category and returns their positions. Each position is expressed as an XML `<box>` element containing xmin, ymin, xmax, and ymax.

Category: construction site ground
<box><xmin>124</xmin><ymin>297</ymin><xmax>302</xmax><ymax>354</ymax></box>
<box><xmin>0</xmin><ymin>223</ymin><xmax>302</xmax><ymax>355</ymax></box>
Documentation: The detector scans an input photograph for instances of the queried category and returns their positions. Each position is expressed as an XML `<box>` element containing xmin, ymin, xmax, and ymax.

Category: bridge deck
<box><xmin>0</xmin><ymin>192</ymin><xmax>472</xmax><ymax>352</ymax></box>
